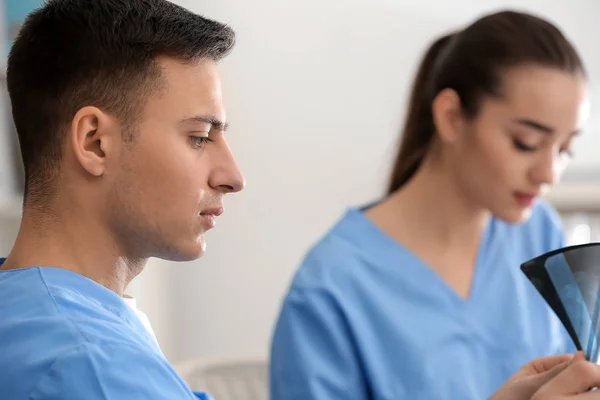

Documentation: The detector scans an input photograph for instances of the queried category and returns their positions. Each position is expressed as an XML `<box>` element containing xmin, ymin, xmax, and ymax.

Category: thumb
<box><xmin>572</xmin><ymin>351</ymin><xmax>586</xmax><ymax>362</ymax></box>
<box><xmin>534</xmin><ymin>359</ymin><xmax>600</xmax><ymax>397</ymax></box>
<box><xmin>524</xmin><ymin>357</ymin><xmax>572</xmax><ymax>389</ymax></box>
<box><xmin>525</xmin><ymin>353</ymin><xmax>575</xmax><ymax>375</ymax></box>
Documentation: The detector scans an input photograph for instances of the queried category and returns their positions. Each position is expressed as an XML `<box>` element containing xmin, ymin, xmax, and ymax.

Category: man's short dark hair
<box><xmin>7</xmin><ymin>0</ymin><xmax>235</xmax><ymax>203</ymax></box>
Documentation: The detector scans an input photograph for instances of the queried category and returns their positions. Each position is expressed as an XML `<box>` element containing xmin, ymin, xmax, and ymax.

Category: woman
<box><xmin>270</xmin><ymin>10</ymin><xmax>590</xmax><ymax>399</ymax></box>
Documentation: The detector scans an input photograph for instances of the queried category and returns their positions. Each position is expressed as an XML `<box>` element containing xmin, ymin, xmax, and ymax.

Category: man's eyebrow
<box><xmin>180</xmin><ymin>115</ymin><xmax>229</xmax><ymax>131</ymax></box>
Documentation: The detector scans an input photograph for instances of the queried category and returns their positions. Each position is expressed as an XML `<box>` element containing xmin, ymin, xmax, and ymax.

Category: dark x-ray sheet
<box><xmin>522</xmin><ymin>243</ymin><xmax>600</xmax><ymax>362</ymax></box>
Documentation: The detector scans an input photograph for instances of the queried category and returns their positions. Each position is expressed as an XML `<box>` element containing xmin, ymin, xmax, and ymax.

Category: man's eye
<box><xmin>190</xmin><ymin>136</ymin><xmax>213</xmax><ymax>148</ymax></box>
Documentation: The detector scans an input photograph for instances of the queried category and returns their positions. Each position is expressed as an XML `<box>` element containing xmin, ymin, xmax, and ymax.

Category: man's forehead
<box><xmin>156</xmin><ymin>56</ymin><xmax>220</xmax><ymax>83</ymax></box>
<box><xmin>148</xmin><ymin>56</ymin><xmax>225</xmax><ymax>118</ymax></box>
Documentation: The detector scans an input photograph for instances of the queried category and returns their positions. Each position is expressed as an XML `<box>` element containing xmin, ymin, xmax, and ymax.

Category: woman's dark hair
<box><xmin>387</xmin><ymin>10</ymin><xmax>585</xmax><ymax>194</ymax></box>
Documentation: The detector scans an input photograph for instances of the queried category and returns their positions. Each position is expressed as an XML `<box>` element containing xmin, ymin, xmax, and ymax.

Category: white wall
<box><xmin>0</xmin><ymin>2</ymin><xmax>21</xmax><ymax>202</ymax></box>
<box><xmin>128</xmin><ymin>0</ymin><xmax>600</xmax><ymax>363</ymax></box>
<box><xmin>0</xmin><ymin>216</ymin><xmax>18</xmax><ymax>254</ymax></box>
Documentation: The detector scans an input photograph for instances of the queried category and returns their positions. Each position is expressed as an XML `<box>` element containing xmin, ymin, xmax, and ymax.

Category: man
<box><xmin>0</xmin><ymin>0</ymin><xmax>242</xmax><ymax>398</ymax></box>
<box><xmin>0</xmin><ymin>0</ymin><xmax>599</xmax><ymax>399</ymax></box>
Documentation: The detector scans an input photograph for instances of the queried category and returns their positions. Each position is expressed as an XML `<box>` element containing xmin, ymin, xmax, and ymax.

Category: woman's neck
<box><xmin>365</xmin><ymin>159</ymin><xmax>491</xmax><ymax>299</ymax></box>
<box><xmin>373</xmin><ymin>159</ymin><xmax>490</xmax><ymax>246</ymax></box>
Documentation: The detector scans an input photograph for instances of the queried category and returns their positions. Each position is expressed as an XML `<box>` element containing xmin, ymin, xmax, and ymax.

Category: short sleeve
<box><xmin>29</xmin><ymin>343</ymin><xmax>197</xmax><ymax>400</ymax></box>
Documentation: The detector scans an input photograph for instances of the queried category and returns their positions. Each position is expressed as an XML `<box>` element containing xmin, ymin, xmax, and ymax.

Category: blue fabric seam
<box><xmin>36</xmin><ymin>268</ymin><xmax>93</xmax><ymax>344</ymax></box>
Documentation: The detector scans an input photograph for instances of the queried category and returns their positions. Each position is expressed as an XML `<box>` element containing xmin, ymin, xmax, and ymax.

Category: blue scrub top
<box><xmin>270</xmin><ymin>201</ymin><xmax>575</xmax><ymax>399</ymax></box>
<box><xmin>0</xmin><ymin>261</ymin><xmax>211</xmax><ymax>399</ymax></box>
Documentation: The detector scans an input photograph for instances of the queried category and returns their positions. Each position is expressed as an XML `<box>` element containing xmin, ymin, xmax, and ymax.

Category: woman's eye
<box><xmin>513</xmin><ymin>139</ymin><xmax>536</xmax><ymax>152</ymax></box>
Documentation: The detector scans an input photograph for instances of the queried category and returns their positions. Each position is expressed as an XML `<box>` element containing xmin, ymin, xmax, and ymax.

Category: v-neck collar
<box><xmin>333</xmin><ymin>207</ymin><xmax>497</xmax><ymax>307</ymax></box>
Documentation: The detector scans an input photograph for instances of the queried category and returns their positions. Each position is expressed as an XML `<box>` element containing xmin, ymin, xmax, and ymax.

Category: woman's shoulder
<box><xmin>500</xmin><ymin>199</ymin><xmax>564</xmax><ymax>254</ymax></box>
<box><xmin>291</xmin><ymin>210</ymin><xmax>366</xmax><ymax>287</ymax></box>
<box><xmin>528</xmin><ymin>199</ymin><xmax>563</xmax><ymax>229</ymax></box>
<box><xmin>511</xmin><ymin>199</ymin><xmax>563</xmax><ymax>240</ymax></box>
<box><xmin>290</xmin><ymin>207</ymin><xmax>398</xmax><ymax>293</ymax></box>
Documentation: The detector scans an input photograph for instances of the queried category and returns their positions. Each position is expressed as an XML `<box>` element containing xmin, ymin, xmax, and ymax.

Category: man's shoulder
<box><xmin>0</xmin><ymin>317</ymin><xmax>192</xmax><ymax>399</ymax></box>
<box><xmin>0</xmin><ymin>267</ymin><xmax>141</xmax><ymax>347</ymax></box>
<box><xmin>0</xmin><ymin>266</ymin><xmax>148</xmax><ymax>340</ymax></box>
<box><xmin>0</xmin><ymin>267</ymin><xmax>172</xmax><ymax>399</ymax></box>
<box><xmin>26</xmin><ymin>342</ymin><xmax>194</xmax><ymax>399</ymax></box>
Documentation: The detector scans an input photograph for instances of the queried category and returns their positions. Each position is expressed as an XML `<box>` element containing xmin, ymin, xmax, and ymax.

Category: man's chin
<box><xmin>155</xmin><ymin>237</ymin><xmax>206</xmax><ymax>262</ymax></box>
<box><xmin>181</xmin><ymin>237</ymin><xmax>207</xmax><ymax>261</ymax></box>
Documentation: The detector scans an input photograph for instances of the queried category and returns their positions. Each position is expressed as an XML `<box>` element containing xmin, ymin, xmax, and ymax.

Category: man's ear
<box><xmin>69</xmin><ymin>106</ymin><xmax>118</xmax><ymax>177</ymax></box>
<box><xmin>431</xmin><ymin>88</ymin><xmax>466</xmax><ymax>144</ymax></box>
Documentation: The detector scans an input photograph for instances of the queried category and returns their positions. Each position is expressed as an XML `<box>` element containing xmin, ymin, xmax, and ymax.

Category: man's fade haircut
<box><xmin>7</xmin><ymin>0</ymin><xmax>235</xmax><ymax>204</ymax></box>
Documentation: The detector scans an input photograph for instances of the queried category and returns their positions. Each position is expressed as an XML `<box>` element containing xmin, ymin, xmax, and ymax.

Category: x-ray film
<box><xmin>521</xmin><ymin>243</ymin><xmax>600</xmax><ymax>363</ymax></box>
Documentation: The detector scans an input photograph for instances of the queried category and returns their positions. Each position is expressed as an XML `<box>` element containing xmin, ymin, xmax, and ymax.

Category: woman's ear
<box><xmin>431</xmin><ymin>88</ymin><xmax>465</xmax><ymax>144</ymax></box>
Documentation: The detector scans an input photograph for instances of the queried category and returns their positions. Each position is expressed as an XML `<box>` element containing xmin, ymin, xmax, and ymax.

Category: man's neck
<box><xmin>1</xmin><ymin>206</ymin><xmax>146</xmax><ymax>296</ymax></box>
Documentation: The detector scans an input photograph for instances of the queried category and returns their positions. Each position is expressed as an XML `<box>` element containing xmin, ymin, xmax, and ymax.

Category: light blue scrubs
<box><xmin>270</xmin><ymin>200</ymin><xmax>575</xmax><ymax>399</ymax></box>
<box><xmin>0</xmin><ymin>261</ymin><xmax>211</xmax><ymax>400</ymax></box>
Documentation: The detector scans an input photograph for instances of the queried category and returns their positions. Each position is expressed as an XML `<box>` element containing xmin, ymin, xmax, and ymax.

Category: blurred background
<box><xmin>0</xmin><ymin>0</ymin><xmax>599</xmax><ymax>368</ymax></box>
